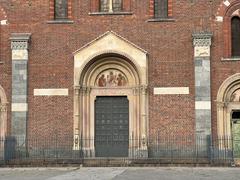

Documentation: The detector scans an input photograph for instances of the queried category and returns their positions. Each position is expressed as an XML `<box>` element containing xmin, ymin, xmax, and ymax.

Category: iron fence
<box><xmin>0</xmin><ymin>135</ymin><xmax>238</xmax><ymax>166</ymax></box>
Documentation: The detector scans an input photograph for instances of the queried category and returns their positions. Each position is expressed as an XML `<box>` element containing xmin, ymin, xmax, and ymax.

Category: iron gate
<box><xmin>95</xmin><ymin>96</ymin><xmax>129</xmax><ymax>157</ymax></box>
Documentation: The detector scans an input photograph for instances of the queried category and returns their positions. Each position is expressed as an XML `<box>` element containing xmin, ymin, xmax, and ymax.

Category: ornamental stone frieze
<box><xmin>10</xmin><ymin>33</ymin><xmax>31</xmax><ymax>50</ymax></box>
<box><xmin>192</xmin><ymin>32</ymin><xmax>213</xmax><ymax>47</ymax></box>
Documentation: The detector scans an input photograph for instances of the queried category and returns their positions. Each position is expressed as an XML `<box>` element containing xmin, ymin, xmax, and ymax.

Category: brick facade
<box><xmin>0</xmin><ymin>0</ymin><xmax>240</xmax><ymax>149</ymax></box>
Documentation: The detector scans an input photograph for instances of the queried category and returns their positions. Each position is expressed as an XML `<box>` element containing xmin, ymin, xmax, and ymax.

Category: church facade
<box><xmin>0</xmin><ymin>0</ymin><xmax>240</xmax><ymax>162</ymax></box>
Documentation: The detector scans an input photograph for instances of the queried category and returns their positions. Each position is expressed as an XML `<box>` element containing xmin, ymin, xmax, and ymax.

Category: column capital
<box><xmin>140</xmin><ymin>85</ymin><xmax>148</xmax><ymax>95</ymax></box>
<box><xmin>192</xmin><ymin>32</ymin><xmax>213</xmax><ymax>47</ymax></box>
<box><xmin>10</xmin><ymin>33</ymin><xmax>31</xmax><ymax>50</ymax></box>
<box><xmin>74</xmin><ymin>86</ymin><xmax>81</xmax><ymax>95</ymax></box>
<box><xmin>80</xmin><ymin>86</ymin><xmax>91</xmax><ymax>95</ymax></box>
<box><xmin>0</xmin><ymin>104</ymin><xmax>7</xmax><ymax>112</ymax></box>
<box><xmin>216</xmin><ymin>101</ymin><xmax>226</xmax><ymax>108</ymax></box>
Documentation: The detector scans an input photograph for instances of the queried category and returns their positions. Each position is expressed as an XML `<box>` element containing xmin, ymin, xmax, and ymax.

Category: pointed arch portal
<box><xmin>73</xmin><ymin>31</ymin><xmax>148</xmax><ymax>157</ymax></box>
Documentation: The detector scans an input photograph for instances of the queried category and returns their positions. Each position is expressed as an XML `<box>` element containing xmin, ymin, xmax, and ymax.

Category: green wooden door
<box><xmin>95</xmin><ymin>96</ymin><xmax>129</xmax><ymax>157</ymax></box>
<box><xmin>233</xmin><ymin>121</ymin><xmax>240</xmax><ymax>158</ymax></box>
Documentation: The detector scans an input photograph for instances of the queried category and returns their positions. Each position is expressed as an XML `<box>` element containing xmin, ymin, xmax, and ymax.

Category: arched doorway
<box><xmin>73</xmin><ymin>31</ymin><xmax>148</xmax><ymax>157</ymax></box>
<box><xmin>0</xmin><ymin>85</ymin><xmax>7</xmax><ymax>137</ymax></box>
<box><xmin>217</xmin><ymin>73</ymin><xmax>240</xmax><ymax>159</ymax></box>
<box><xmin>0</xmin><ymin>85</ymin><xmax>7</xmax><ymax>159</ymax></box>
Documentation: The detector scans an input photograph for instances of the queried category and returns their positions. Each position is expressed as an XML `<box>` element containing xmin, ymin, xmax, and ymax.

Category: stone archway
<box><xmin>217</xmin><ymin>73</ymin><xmax>240</xmax><ymax>137</ymax></box>
<box><xmin>0</xmin><ymin>85</ymin><xmax>7</xmax><ymax>159</ymax></box>
<box><xmin>73</xmin><ymin>31</ymin><xmax>148</xmax><ymax>157</ymax></box>
<box><xmin>0</xmin><ymin>85</ymin><xmax>7</xmax><ymax>138</ymax></box>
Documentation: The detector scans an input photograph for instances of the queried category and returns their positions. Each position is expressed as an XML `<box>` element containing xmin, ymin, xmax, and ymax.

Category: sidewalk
<box><xmin>0</xmin><ymin>167</ymin><xmax>239</xmax><ymax>180</ymax></box>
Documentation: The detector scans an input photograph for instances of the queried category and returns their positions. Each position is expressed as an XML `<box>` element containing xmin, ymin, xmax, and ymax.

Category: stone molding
<box><xmin>154</xmin><ymin>87</ymin><xmax>190</xmax><ymax>95</ymax></box>
<box><xmin>34</xmin><ymin>89</ymin><xmax>69</xmax><ymax>96</ymax></box>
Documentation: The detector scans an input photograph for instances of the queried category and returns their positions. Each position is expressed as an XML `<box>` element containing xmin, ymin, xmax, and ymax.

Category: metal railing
<box><xmin>0</xmin><ymin>135</ymin><xmax>238</xmax><ymax>166</ymax></box>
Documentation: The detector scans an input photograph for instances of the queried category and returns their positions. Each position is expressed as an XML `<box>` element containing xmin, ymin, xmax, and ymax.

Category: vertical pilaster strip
<box><xmin>10</xmin><ymin>33</ymin><xmax>31</xmax><ymax>142</ymax></box>
<box><xmin>192</xmin><ymin>32</ymin><xmax>213</xmax><ymax>138</ymax></box>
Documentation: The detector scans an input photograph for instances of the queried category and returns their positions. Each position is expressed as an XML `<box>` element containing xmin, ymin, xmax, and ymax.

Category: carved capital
<box><xmin>10</xmin><ymin>33</ymin><xmax>31</xmax><ymax>50</ymax></box>
<box><xmin>216</xmin><ymin>101</ymin><xmax>225</xmax><ymax>108</ymax></box>
<box><xmin>11</xmin><ymin>41</ymin><xmax>29</xmax><ymax>50</ymax></box>
<box><xmin>74</xmin><ymin>86</ymin><xmax>80</xmax><ymax>96</ymax></box>
<box><xmin>0</xmin><ymin>104</ymin><xmax>7</xmax><ymax>112</ymax></box>
<box><xmin>80</xmin><ymin>86</ymin><xmax>91</xmax><ymax>95</ymax></box>
<box><xmin>140</xmin><ymin>85</ymin><xmax>148</xmax><ymax>95</ymax></box>
<box><xmin>192</xmin><ymin>32</ymin><xmax>212</xmax><ymax>47</ymax></box>
<box><xmin>132</xmin><ymin>86</ymin><xmax>140</xmax><ymax>95</ymax></box>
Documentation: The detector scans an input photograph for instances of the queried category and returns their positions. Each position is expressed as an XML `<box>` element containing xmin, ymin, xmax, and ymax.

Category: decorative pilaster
<box><xmin>10</xmin><ymin>33</ymin><xmax>31</xmax><ymax>141</ymax></box>
<box><xmin>192</xmin><ymin>32</ymin><xmax>213</xmax><ymax>138</ymax></box>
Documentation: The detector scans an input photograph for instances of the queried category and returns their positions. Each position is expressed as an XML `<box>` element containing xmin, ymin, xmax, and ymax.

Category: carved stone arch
<box><xmin>216</xmin><ymin>0</ymin><xmax>240</xmax><ymax>17</ymax></box>
<box><xmin>224</xmin><ymin>1</ymin><xmax>240</xmax><ymax>17</ymax></box>
<box><xmin>217</xmin><ymin>73</ymin><xmax>240</xmax><ymax>137</ymax></box>
<box><xmin>76</xmin><ymin>50</ymin><xmax>144</xmax><ymax>86</ymax></box>
<box><xmin>79</xmin><ymin>54</ymin><xmax>141</xmax><ymax>87</ymax></box>
<box><xmin>73</xmin><ymin>31</ymin><xmax>148</xmax><ymax>157</ymax></box>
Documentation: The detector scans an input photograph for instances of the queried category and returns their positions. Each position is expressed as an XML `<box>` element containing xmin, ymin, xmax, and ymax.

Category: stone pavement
<box><xmin>0</xmin><ymin>167</ymin><xmax>240</xmax><ymax>180</ymax></box>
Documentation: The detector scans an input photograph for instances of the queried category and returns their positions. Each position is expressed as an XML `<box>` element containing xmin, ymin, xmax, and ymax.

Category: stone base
<box><xmin>129</xmin><ymin>147</ymin><xmax>148</xmax><ymax>158</ymax></box>
<box><xmin>82</xmin><ymin>148</ymin><xmax>95</xmax><ymax>158</ymax></box>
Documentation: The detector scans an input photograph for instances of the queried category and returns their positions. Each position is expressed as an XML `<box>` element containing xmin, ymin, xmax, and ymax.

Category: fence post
<box><xmin>79</xmin><ymin>133</ymin><xmax>84</xmax><ymax>164</ymax></box>
<box><xmin>4</xmin><ymin>136</ymin><xmax>16</xmax><ymax>162</ymax></box>
<box><xmin>207</xmin><ymin>135</ymin><xmax>212</xmax><ymax>164</ymax></box>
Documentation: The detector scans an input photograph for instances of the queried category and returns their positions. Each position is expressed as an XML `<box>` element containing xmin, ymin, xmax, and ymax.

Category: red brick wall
<box><xmin>0</xmin><ymin>0</ymin><xmax>239</xmax><ymax>140</ymax></box>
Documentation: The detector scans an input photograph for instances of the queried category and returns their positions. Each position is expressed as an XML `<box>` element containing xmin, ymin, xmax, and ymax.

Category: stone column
<box><xmin>192</xmin><ymin>32</ymin><xmax>212</xmax><ymax>139</ymax></box>
<box><xmin>0</xmin><ymin>104</ymin><xmax>7</xmax><ymax>137</ymax></box>
<box><xmin>73</xmin><ymin>86</ymin><xmax>80</xmax><ymax>150</ymax></box>
<box><xmin>140</xmin><ymin>85</ymin><xmax>148</xmax><ymax>158</ymax></box>
<box><xmin>10</xmin><ymin>33</ymin><xmax>31</xmax><ymax>143</ymax></box>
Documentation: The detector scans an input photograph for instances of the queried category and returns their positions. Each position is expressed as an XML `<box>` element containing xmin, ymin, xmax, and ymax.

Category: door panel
<box><xmin>233</xmin><ymin>122</ymin><xmax>240</xmax><ymax>158</ymax></box>
<box><xmin>95</xmin><ymin>96</ymin><xmax>129</xmax><ymax>157</ymax></box>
